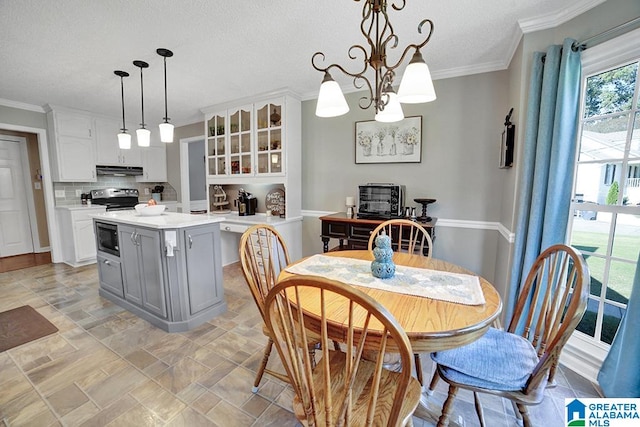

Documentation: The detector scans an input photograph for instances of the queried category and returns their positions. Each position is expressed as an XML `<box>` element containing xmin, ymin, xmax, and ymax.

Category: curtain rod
<box><xmin>572</xmin><ymin>16</ymin><xmax>640</xmax><ymax>51</ymax></box>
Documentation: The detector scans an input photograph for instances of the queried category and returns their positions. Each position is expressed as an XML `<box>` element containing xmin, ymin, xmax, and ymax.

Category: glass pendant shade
<box><xmin>375</xmin><ymin>90</ymin><xmax>404</xmax><ymax>123</ymax></box>
<box><xmin>118</xmin><ymin>131</ymin><xmax>131</xmax><ymax>149</ymax></box>
<box><xmin>159</xmin><ymin>122</ymin><xmax>174</xmax><ymax>143</ymax></box>
<box><xmin>136</xmin><ymin>128</ymin><xmax>151</xmax><ymax>147</ymax></box>
<box><xmin>315</xmin><ymin>72</ymin><xmax>349</xmax><ymax>117</ymax></box>
<box><xmin>398</xmin><ymin>51</ymin><xmax>437</xmax><ymax>104</ymax></box>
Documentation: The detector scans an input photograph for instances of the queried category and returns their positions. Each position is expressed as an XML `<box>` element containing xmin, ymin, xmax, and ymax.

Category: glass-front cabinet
<box><xmin>206</xmin><ymin>113</ymin><xmax>226</xmax><ymax>176</ymax></box>
<box><xmin>229</xmin><ymin>105</ymin><xmax>253</xmax><ymax>176</ymax></box>
<box><xmin>204</xmin><ymin>97</ymin><xmax>285</xmax><ymax>180</ymax></box>
<box><xmin>256</xmin><ymin>101</ymin><xmax>283</xmax><ymax>174</ymax></box>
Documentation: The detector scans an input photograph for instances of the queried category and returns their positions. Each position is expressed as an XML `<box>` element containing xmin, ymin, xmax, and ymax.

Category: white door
<box><xmin>0</xmin><ymin>138</ymin><xmax>34</xmax><ymax>256</ymax></box>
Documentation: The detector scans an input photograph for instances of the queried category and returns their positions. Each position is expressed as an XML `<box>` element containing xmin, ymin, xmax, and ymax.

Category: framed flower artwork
<box><xmin>354</xmin><ymin>116</ymin><xmax>422</xmax><ymax>164</ymax></box>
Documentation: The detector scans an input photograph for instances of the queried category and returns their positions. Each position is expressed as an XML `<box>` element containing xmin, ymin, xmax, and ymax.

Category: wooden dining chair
<box><xmin>368</xmin><ymin>219</ymin><xmax>433</xmax><ymax>257</ymax></box>
<box><xmin>239</xmin><ymin>224</ymin><xmax>318</xmax><ymax>392</ymax></box>
<box><xmin>264</xmin><ymin>275</ymin><xmax>422</xmax><ymax>426</ymax></box>
<box><xmin>368</xmin><ymin>218</ymin><xmax>433</xmax><ymax>386</ymax></box>
<box><xmin>429</xmin><ymin>244</ymin><xmax>589</xmax><ymax>427</ymax></box>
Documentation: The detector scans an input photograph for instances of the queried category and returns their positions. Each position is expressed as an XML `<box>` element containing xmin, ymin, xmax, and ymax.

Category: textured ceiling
<box><xmin>0</xmin><ymin>0</ymin><xmax>604</xmax><ymax>127</ymax></box>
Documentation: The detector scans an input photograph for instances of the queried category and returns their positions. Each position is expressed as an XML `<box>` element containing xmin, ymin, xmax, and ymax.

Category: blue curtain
<box><xmin>598</xmin><ymin>253</ymin><xmax>640</xmax><ymax>397</ymax></box>
<box><xmin>506</xmin><ymin>39</ymin><xmax>582</xmax><ymax>322</ymax></box>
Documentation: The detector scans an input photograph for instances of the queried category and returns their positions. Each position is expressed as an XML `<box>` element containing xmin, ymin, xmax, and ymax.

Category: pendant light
<box><xmin>157</xmin><ymin>48</ymin><xmax>174</xmax><ymax>143</ymax></box>
<box><xmin>133</xmin><ymin>60</ymin><xmax>150</xmax><ymax>147</ymax></box>
<box><xmin>114</xmin><ymin>70</ymin><xmax>131</xmax><ymax>149</ymax></box>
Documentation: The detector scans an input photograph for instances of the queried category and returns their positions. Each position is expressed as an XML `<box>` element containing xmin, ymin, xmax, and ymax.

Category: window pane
<box><xmin>601</xmin><ymin>303</ymin><xmax>625</xmax><ymax>344</ymax></box>
<box><xmin>583</xmin><ymin>254</ymin><xmax>605</xmax><ymax>297</ymax></box>
<box><xmin>631</xmin><ymin>112</ymin><xmax>640</xmax><ymax>159</ymax></box>
<box><xmin>576</xmin><ymin>298</ymin><xmax>599</xmax><ymax>337</ymax></box>
<box><xmin>605</xmin><ymin>259</ymin><xmax>635</xmax><ymax>304</ymax></box>
<box><xmin>570</xmin><ymin>213</ymin><xmax>611</xmax><ymax>256</ymax></box>
<box><xmin>612</xmin><ymin>214</ymin><xmax>640</xmax><ymax>261</ymax></box>
<box><xmin>584</xmin><ymin>63</ymin><xmax>637</xmax><ymax>118</ymax></box>
<box><xmin>580</xmin><ymin>114</ymin><xmax>629</xmax><ymax>161</ymax></box>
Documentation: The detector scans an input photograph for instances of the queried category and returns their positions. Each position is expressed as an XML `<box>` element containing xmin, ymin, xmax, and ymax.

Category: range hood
<box><xmin>96</xmin><ymin>165</ymin><xmax>143</xmax><ymax>176</ymax></box>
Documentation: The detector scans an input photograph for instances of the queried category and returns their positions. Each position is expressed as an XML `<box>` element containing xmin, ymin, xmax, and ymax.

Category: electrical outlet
<box><xmin>34</xmin><ymin>182</ymin><xmax>41</xmax><ymax>190</ymax></box>
<box><xmin>75</xmin><ymin>189</ymin><xmax>82</xmax><ymax>197</ymax></box>
<box><xmin>55</xmin><ymin>190</ymin><xmax>65</xmax><ymax>198</ymax></box>
<box><xmin>144</xmin><ymin>188</ymin><xmax>150</xmax><ymax>195</ymax></box>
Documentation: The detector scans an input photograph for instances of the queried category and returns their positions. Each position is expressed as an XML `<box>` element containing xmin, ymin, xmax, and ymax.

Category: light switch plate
<box><xmin>34</xmin><ymin>182</ymin><xmax>41</xmax><ymax>190</ymax></box>
<box><xmin>144</xmin><ymin>188</ymin><xmax>150</xmax><ymax>195</ymax></box>
<box><xmin>55</xmin><ymin>190</ymin><xmax>65</xmax><ymax>198</ymax></box>
<box><xmin>75</xmin><ymin>189</ymin><xmax>82</xmax><ymax>197</ymax></box>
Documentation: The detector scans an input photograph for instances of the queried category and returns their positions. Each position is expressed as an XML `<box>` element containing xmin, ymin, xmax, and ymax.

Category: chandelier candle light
<box><xmin>313</xmin><ymin>0</ymin><xmax>437</xmax><ymax>123</ymax></box>
<box><xmin>133</xmin><ymin>60</ymin><xmax>150</xmax><ymax>147</ymax></box>
<box><xmin>114</xmin><ymin>70</ymin><xmax>131</xmax><ymax>149</ymax></box>
<box><xmin>157</xmin><ymin>48</ymin><xmax>174</xmax><ymax>143</ymax></box>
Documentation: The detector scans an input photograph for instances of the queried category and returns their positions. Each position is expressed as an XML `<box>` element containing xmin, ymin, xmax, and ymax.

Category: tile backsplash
<box><xmin>53</xmin><ymin>176</ymin><xmax>177</xmax><ymax>206</ymax></box>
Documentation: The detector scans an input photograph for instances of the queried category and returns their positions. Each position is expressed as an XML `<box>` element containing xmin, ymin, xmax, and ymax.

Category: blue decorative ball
<box><xmin>371</xmin><ymin>260</ymin><xmax>396</xmax><ymax>279</ymax></box>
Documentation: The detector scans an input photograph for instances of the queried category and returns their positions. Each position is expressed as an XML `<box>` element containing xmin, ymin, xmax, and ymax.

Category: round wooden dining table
<box><xmin>279</xmin><ymin>250</ymin><xmax>503</xmax><ymax>353</ymax></box>
<box><xmin>278</xmin><ymin>250</ymin><xmax>503</xmax><ymax>425</ymax></box>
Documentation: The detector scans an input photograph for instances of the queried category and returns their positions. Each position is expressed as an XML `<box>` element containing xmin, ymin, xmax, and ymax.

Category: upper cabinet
<box><xmin>136</xmin><ymin>128</ymin><xmax>167</xmax><ymax>183</ymax></box>
<box><xmin>95</xmin><ymin>116</ymin><xmax>142</xmax><ymax>167</ymax></box>
<box><xmin>45</xmin><ymin>105</ymin><xmax>97</xmax><ymax>182</ymax></box>
<box><xmin>201</xmin><ymin>90</ymin><xmax>302</xmax><ymax>218</ymax></box>
<box><xmin>203</xmin><ymin>93</ymin><xmax>298</xmax><ymax>182</ymax></box>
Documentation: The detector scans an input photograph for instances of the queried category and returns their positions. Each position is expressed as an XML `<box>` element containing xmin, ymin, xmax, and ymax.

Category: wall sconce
<box><xmin>157</xmin><ymin>48</ymin><xmax>174</xmax><ymax>143</ymax></box>
<box><xmin>133</xmin><ymin>60</ymin><xmax>150</xmax><ymax>147</ymax></box>
<box><xmin>114</xmin><ymin>70</ymin><xmax>131</xmax><ymax>149</ymax></box>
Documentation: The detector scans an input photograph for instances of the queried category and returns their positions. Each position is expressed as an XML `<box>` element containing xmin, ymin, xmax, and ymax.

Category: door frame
<box><xmin>179</xmin><ymin>135</ymin><xmax>207</xmax><ymax>213</ymax></box>
<box><xmin>0</xmin><ymin>134</ymin><xmax>40</xmax><ymax>252</ymax></box>
<box><xmin>0</xmin><ymin>123</ymin><xmax>60</xmax><ymax>262</ymax></box>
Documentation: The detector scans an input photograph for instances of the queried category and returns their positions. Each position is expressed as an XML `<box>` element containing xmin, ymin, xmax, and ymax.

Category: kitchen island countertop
<box><xmin>90</xmin><ymin>211</ymin><xmax>226</xmax><ymax>229</ymax></box>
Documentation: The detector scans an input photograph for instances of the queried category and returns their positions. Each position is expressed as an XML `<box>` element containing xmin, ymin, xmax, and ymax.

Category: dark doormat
<box><xmin>0</xmin><ymin>305</ymin><xmax>58</xmax><ymax>352</ymax></box>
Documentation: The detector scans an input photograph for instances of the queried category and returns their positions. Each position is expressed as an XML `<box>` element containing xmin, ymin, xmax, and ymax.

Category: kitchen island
<box><xmin>91</xmin><ymin>211</ymin><xmax>227</xmax><ymax>332</ymax></box>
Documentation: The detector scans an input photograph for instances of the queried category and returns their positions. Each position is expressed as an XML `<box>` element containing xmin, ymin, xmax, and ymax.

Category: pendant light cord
<box><xmin>120</xmin><ymin>76</ymin><xmax>127</xmax><ymax>130</ymax></box>
<box><xmin>139</xmin><ymin>66</ymin><xmax>145</xmax><ymax>128</ymax></box>
<box><xmin>163</xmin><ymin>56</ymin><xmax>169</xmax><ymax>122</ymax></box>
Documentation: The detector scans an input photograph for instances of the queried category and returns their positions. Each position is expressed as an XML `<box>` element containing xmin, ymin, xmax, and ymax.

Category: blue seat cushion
<box><xmin>431</xmin><ymin>327</ymin><xmax>539</xmax><ymax>391</ymax></box>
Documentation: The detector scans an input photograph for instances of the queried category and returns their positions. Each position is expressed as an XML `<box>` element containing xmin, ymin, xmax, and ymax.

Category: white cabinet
<box><xmin>45</xmin><ymin>105</ymin><xmax>97</xmax><ymax>182</ymax></box>
<box><xmin>201</xmin><ymin>90</ymin><xmax>302</xmax><ymax>218</ymax></box>
<box><xmin>56</xmin><ymin>206</ymin><xmax>106</xmax><ymax>267</ymax></box>
<box><xmin>95</xmin><ymin>117</ymin><xmax>141</xmax><ymax>166</ymax></box>
<box><xmin>137</xmin><ymin>129</ymin><xmax>167</xmax><ymax>182</ymax></box>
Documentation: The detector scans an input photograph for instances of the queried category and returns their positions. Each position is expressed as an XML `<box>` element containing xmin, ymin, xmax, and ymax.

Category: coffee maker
<box><xmin>237</xmin><ymin>189</ymin><xmax>257</xmax><ymax>216</ymax></box>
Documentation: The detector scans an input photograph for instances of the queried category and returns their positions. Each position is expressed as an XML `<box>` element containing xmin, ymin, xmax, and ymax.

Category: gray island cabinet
<box><xmin>91</xmin><ymin>211</ymin><xmax>227</xmax><ymax>332</ymax></box>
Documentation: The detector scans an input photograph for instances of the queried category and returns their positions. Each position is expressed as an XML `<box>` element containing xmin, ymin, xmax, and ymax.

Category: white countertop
<box><xmin>90</xmin><ymin>211</ymin><xmax>226</xmax><ymax>229</ymax></box>
<box><xmin>218</xmin><ymin>212</ymin><xmax>302</xmax><ymax>225</ymax></box>
<box><xmin>56</xmin><ymin>205</ymin><xmax>107</xmax><ymax>211</ymax></box>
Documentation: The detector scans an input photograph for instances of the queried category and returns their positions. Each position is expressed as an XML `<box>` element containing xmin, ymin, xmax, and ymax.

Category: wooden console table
<box><xmin>320</xmin><ymin>212</ymin><xmax>437</xmax><ymax>256</ymax></box>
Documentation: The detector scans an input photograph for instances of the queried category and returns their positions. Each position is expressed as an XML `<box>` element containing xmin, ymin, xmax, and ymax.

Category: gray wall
<box><xmin>301</xmin><ymin>71</ymin><xmax>510</xmax><ymax>283</ymax></box>
<box><xmin>167</xmin><ymin>122</ymin><xmax>204</xmax><ymax>202</ymax></box>
<box><xmin>188</xmin><ymin>140</ymin><xmax>206</xmax><ymax>201</ymax></box>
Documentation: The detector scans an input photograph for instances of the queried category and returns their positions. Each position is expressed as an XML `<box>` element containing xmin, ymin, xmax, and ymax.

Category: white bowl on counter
<box><xmin>135</xmin><ymin>204</ymin><xmax>166</xmax><ymax>216</ymax></box>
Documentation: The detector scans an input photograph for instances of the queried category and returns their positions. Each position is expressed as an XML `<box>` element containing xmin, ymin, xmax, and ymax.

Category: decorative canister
<box><xmin>371</xmin><ymin>233</ymin><xmax>395</xmax><ymax>279</ymax></box>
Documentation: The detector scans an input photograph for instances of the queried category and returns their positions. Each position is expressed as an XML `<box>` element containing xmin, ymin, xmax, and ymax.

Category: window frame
<box><xmin>563</xmin><ymin>27</ymin><xmax>640</xmax><ymax>379</ymax></box>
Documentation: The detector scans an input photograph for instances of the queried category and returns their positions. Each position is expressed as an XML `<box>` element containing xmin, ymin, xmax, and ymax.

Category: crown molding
<box><xmin>0</xmin><ymin>98</ymin><xmax>45</xmax><ymax>113</ymax></box>
<box><xmin>518</xmin><ymin>0</ymin><xmax>606</xmax><ymax>34</ymax></box>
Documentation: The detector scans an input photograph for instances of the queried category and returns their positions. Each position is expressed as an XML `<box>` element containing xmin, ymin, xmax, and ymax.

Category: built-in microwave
<box><xmin>95</xmin><ymin>222</ymin><xmax>119</xmax><ymax>257</ymax></box>
<box><xmin>358</xmin><ymin>184</ymin><xmax>405</xmax><ymax>219</ymax></box>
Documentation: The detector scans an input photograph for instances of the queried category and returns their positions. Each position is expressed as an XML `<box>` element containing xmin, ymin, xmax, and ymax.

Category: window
<box><xmin>568</xmin><ymin>50</ymin><xmax>640</xmax><ymax>350</ymax></box>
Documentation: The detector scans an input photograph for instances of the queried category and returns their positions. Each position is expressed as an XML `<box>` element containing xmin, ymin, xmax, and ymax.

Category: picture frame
<box><xmin>355</xmin><ymin>116</ymin><xmax>422</xmax><ymax>164</ymax></box>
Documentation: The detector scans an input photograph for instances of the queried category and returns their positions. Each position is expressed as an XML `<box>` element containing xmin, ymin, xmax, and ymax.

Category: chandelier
<box><xmin>312</xmin><ymin>0</ymin><xmax>437</xmax><ymax>123</ymax></box>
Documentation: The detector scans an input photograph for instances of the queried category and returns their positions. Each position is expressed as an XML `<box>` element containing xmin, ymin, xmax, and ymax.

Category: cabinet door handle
<box><xmin>103</xmin><ymin>259</ymin><xmax>111</xmax><ymax>265</ymax></box>
<box><xmin>130</xmin><ymin>231</ymin><xmax>137</xmax><ymax>246</ymax></box>
<box><xmin>188</xmin><ymin>235</ymin><xmax>193</xmax><ymax>249</ymax></box>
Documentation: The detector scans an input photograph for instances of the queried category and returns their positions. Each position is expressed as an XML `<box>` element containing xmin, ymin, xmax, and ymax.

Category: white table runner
<box><xmin>285</xmin><ymin>255</ymin><xmax>485</xmax><ymax>305</ymax></box>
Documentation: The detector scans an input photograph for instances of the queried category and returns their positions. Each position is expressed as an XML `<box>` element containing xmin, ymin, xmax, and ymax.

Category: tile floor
<box><xmin>0</xmin><ymin>261</ymin><xmax>602</xmax><ymax>426</ymax></box>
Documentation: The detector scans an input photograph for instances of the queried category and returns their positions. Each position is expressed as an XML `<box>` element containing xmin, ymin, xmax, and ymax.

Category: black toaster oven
<box><xmin>357</xmin><ymin>184</ymin><xmax>405</xmax><ymax>219</ymax></box>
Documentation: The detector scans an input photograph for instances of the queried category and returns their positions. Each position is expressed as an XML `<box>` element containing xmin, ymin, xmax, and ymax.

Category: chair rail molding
<box><xmin>302</xmin><ymin>211</ymin><xmax>515</xmax><ymax>243</ymax></box>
